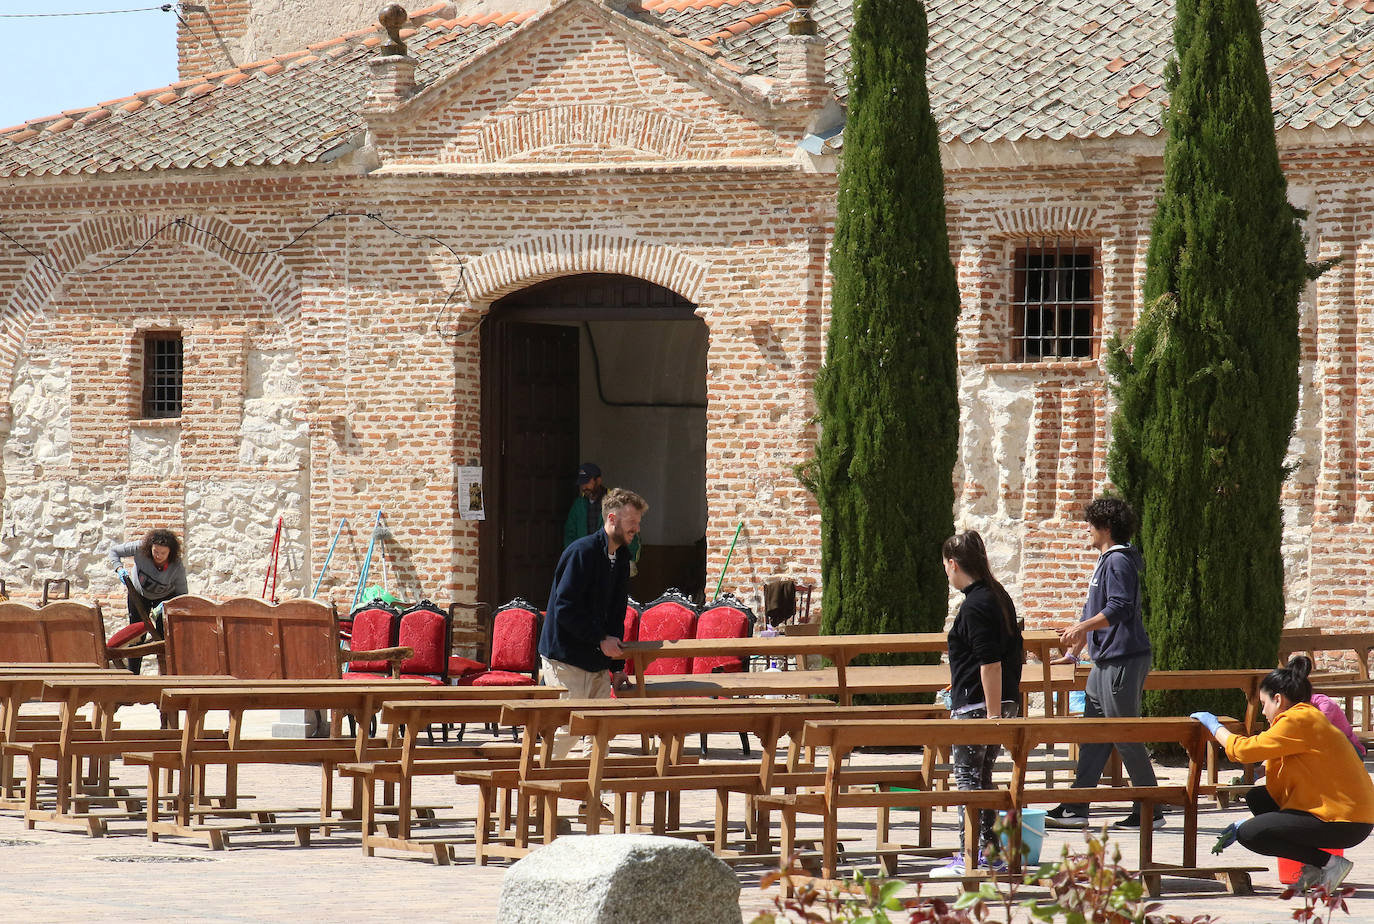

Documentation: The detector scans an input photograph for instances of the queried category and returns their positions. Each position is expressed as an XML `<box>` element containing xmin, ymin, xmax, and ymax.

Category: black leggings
<box><xmin>1237</xmin><ymin>785</ymin><xmax>1371</xmax><ymax>868</ymax></box>
<box><xmin>124</xmin><ymin>591</ymin><xmax>168</xmax><ymax>675</ymax></box>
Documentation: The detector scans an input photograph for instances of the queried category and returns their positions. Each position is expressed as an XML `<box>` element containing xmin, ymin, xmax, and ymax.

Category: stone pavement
<box><xmin>1</xmin><ymin>704</ymin><xmax>1370</xmax><ymax>923</ymax></box>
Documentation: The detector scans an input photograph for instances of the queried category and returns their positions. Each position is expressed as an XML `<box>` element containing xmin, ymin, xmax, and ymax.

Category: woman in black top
<box><xmin>932</xmin><ymin>530</ymin><xmax>1024</xmax><ymax>877</ymax></box>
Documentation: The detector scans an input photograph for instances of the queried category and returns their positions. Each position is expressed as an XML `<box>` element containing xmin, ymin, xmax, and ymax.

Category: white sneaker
<box><xmin>929</xmin><ymin>855</ymin><xmax>966</xmax><ymax>878</ymax></box>
<box><xmin>1319</xmin><ymin>855</ymin><xmax>1354</xmax><ymax>892</ymax></box>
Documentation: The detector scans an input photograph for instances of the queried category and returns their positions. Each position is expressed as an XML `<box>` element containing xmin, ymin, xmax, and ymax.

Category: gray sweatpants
<box><xmin>1068</xmin><ymin>651</ymin><xmax>1158</xmax><ymax>806</ymax></box>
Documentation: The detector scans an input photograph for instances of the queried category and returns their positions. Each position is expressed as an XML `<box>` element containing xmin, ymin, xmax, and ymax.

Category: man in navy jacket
<box><xmin>1047</xmin><ymin>495</ymin><xmax>1162</xmax><ymax>830</ymax></box>
<box><xmin>539</xmin><ymin>487</ymin><xmax>647</xmax><ymax>757</ymax></box>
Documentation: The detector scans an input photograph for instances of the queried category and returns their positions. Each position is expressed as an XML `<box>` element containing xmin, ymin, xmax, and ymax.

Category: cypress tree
<box><xmin>1106</xmin><ymin>0</ymin><xmax>1317</xmax><ymax>716</ymax></box>
<box><xmin>807</xmin><ymin>0</ymin><xmax>960</xmax><ymax>647</ymax></box>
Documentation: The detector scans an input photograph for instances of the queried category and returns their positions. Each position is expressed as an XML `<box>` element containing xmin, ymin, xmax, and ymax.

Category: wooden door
<box><xmin>480</xmin><ymin>321</ymin><xmax>579</xmax><ymax>607</ymax></box>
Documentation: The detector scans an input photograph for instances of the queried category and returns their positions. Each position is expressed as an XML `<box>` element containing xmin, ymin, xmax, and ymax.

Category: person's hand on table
<box><xmin>1059</xmin><ymin>621</ymin><xmax>1089</xmax><ymax>650</ymax></box>
<box><xmin>1190</xmin><ymin>711</ymin><xmax>1222</xmax><ymax>734</ymax></box>
<box><xmin>600</xmin><ymin>636</ymin><xmax>624</xmax><ymax>658</ymax></box>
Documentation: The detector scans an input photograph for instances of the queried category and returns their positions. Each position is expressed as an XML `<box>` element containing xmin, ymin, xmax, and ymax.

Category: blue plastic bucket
<box><xmin>999</xmin><ymin>808</ymin><xmax>1046</xmax><ymax>865</ymax></box>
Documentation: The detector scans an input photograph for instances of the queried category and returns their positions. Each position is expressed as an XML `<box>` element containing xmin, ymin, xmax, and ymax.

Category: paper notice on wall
<box><xmin>458</xmin><ymin>466</ymin><xmax>485</xmax><ymax>521</ymax></box>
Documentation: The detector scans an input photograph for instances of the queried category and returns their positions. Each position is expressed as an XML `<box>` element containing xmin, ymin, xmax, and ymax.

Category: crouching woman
<box><xmin>1191</xmin><ymin>660</ymin><xmax>1374</xmax><ymax>893</ymax></box>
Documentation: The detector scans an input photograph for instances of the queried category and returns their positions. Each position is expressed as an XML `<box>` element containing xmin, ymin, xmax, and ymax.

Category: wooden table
<box><xmin>622</xmin><ymin>631</ymin><xmax>1069</xmax><ymax>710</ymax></box>
<box><xmin>783</xmin><ymin>715</ymin><xmax>1259</xmax><ymax>895</ymax></box>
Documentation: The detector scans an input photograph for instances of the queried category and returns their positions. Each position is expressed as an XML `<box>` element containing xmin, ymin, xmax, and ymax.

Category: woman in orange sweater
<box><xmin>1191</xmin><ymin>660</ymin><xmax>1374</xmax><ymax>893</ymax></box>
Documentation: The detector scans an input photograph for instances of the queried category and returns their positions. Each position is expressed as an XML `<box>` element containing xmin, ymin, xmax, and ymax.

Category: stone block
<box><xmin>497</xmin><ymin>834</ymin><xmax>741</xmax><ymax>924</ymax></box>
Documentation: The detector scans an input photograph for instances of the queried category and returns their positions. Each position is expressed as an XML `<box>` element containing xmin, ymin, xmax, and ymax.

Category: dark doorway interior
<box><xmin>479</xmin><ymin>274</ymin><xmax>707</xmax><ymax>609</ymax></box>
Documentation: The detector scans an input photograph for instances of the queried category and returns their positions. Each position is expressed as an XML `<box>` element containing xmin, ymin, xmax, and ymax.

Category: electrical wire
<box><xmin>0</xmin><ymin>5</ymin><xmax>174</xmax><ymax>17</ymax></box>
<box><xmin>0</xmin><ymin>211</ymin><xmax>478</xmax><ymax>340</ymax></box>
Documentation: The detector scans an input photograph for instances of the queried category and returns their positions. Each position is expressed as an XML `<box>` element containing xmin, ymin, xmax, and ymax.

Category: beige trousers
<box><xmin>540</xmin><ymin>656</ymin><xmax>612</xmax><ymax>759</ymax></box>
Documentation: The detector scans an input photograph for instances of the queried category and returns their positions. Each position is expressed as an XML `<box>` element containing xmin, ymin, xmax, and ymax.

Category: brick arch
<box><xmin>990</xmin><ymin>205</ymin><xmax>1103</xmax><ymax>236</ymax></box>
<box><xmin>464</xmin><ymin>232</ymin><xmax>709</xmax><ymax>306</ymax></box>
<box><xmin>0</xmin><ymin>213</ymin><xmax>301</xmax><ymax>389</ymax></box>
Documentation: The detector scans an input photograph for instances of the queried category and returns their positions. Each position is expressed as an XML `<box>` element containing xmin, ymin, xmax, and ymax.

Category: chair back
<box><xmin>622</xmin><ymin>598</ymin><xmax>643</xmax><ymax>675</ymax></box>
<box><xmin>638</xmin><ymin>589</ymin><xmax>698</xmax><ymax>675</ymax></box>
<box><xmin>489</xmin><ymin>598</ymin><xmax>540</xmax><ymax>674</ymax></box>
<box><xmin>0</xmin><ymin>600</ymin><xmax>109</xmax><ymax>665</ymax></box>
<box><xmin>397</xmin><ymin>600</ymin><xmax>451</xmax><ymax>679</ymax></box>
<box><xmin>691</xmin><ymin>593</ymin><xmax>755</xmax><ymax>674</ymax></box>
<box><xmin>347</xmin><ymin>603</ymin><xmax>401</xmax><ymax>672</ymax></box>
<box><xmin>162</xmin><ymin>596</ymin><xmax>339</xmax><ymax>678</ymax></box>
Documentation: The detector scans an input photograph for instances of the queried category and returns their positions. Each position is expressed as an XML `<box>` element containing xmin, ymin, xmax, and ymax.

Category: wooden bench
<box><xmin>506</xmin><ymin>703</ymin><xmax>948</xmax><ymax>860</ymax></box>
<box><xmin>0</xmin><ymin>601</ymin><xmax>124</xmax><ymax>668</ymax></box>
<box><xmin>764</xmin><ymin>715</ymin><xmax>1261</xmax><ymax>896</ymax></box>
<box><xmin>127</xmin><ymin>682</ymin><xmax>556</xmax><ymax>850</ymax></box>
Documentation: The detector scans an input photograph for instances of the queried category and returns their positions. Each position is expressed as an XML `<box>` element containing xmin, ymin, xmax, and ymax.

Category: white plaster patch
<box><xmin>129</xmin><ymin>424</ymin><xmax>182</xmax><ymax>479</ymax></box>
<box><xmin>239</xmin><ymin>349</ymin><xmax>308</xmax><ymax>471</ymax></box>
<box><xmin>185</xmin><ymin>478</ymin><xmax>310</xmax><ymax>598</ymax></box>
<box><xmin>3</xmin><ymin>355</ymin><xmax>71</xmax><ymax>476</ymax></box>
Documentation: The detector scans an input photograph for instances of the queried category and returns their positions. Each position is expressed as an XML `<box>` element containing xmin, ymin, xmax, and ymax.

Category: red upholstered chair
<box><xmin>637</xmin><ymin>590</ymin><xmax>698</xmax><ymax>676</ymax></box>
<box><xmin>692</xmin><ymin>593</ymin><xmax>756</xmax><ymax>755</ymax></box>
<box><xmin>341</xmin><ymin>603</ymin><xmax>403</xmax><ymax>679</ymax></box>
<box><xmin>456</xmin><ymin>598</ymin><xmax>541</xmax><ymax>687</ymax></box>
<box><xmin>454</xmin><ymin>598</ymin><xmax>542</xmax><ymax>741</ymax></box>
<box><xmin>396</xmin><ymin>601</ymin><xmax>451</xmax><ymax>684</ymax></box>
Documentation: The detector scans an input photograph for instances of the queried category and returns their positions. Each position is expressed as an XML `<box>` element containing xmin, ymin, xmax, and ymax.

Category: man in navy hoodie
<box><xmin>539</xmin><ymin>487</ymin><xmax>647</xmax><ymax>758</ymax></box>
<box><xmin>1046</xmin><ymin>496</ymin><xmax>1162</xmax><ymax>830</ymax></box>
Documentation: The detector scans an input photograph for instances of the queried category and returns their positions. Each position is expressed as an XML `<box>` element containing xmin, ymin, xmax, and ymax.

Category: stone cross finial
<box><xmin>789</xmin><ymin>0</ymin><xmax>817</xmax><ymax>36</ymax></box>
<box><xmin>379</xmin><ymin>3</ymin><xmax>408</xmax><ymax>56</ymax></box>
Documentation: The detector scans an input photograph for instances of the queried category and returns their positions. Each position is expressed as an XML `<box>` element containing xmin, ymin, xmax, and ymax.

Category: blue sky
<box><xmin>0</xmin><ymin>2</ymin><xmax>178</xmax><ymax>129</ymax></box>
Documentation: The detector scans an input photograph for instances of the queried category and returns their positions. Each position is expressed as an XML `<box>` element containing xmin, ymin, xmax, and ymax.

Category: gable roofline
<box><xmin>366</xmin><ymin>0</ymin><xmax>805</xmax><ymax>131</ymax></box>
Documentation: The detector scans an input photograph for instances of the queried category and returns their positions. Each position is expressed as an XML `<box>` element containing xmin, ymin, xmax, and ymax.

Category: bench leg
<box><xmin>714</xmin><ymin>789</ymin><xmax>729</xmax><ymax>853</ymax></box>
<box><xmin>359</xmin><ymin>777</ymin><xmax>377</xmax><ymax>857</ymax></box>
<box><xmin>779</xmin><ymin>807</ymin><xmax>797</xmax><ymax>897</ymax></box>
<box><xmin>822</xmin><ymin>807</ymin><xmax>839</xmax><ymax>881</ymax></box>
<box><xmin>474</xmin><ymin>784</ymin><xmax>492</xmax><ymax>867</ymax></box>
<box><xmin>145</xmin><ymin>764</ymin><xmax>160</xmax><ymax>841</ymax></box>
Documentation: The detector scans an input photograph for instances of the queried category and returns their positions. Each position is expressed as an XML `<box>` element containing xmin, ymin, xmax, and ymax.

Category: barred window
<box><xmin>141</xmin><ymin>332</ymin><xmax>183</xmax><ymax>419</ymax></box>
<box><xmin>1011</xmin><ymin>241</ymin><xmax>1100</xmax><ymax>362</ymax></box>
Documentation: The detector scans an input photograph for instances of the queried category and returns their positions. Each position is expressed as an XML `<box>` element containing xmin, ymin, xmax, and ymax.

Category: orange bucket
<box><xmin>1278</xmin><ymin>849</ymin><xmax>1343</xmax><ymax>884</ymax></box>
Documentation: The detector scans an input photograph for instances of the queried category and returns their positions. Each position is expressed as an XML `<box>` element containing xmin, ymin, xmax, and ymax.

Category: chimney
<box><xmin>366</xmin><ymin>4</ymin><xmax>418</xmax><ymax>111</ymax></box>
<box><xmin>771</xmin><ymin>0</ymin><xmax>828</xmax><ymax>110</ymax></box>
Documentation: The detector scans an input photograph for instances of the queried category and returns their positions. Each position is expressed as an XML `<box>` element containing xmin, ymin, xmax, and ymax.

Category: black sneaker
<box><xmin>1112</xmin><ymin>808</ymin><xmax>1166</xmax><ymax>830</ymax></box>
<box><xmin>1044</xmin><ymin>804</ymin><xmax>1089</xmax><ymax>828</ymax></box>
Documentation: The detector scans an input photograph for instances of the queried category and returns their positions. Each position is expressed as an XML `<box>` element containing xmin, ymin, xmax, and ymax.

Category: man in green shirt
<box><xmin>563</xmin><ymin>462</ymin><xmax>641</xmax><ymax>571</ymax></box>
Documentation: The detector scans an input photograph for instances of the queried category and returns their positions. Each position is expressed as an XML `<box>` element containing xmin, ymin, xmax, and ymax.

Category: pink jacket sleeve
<box><xmin>1310</xmin><ymin>693</ymin><xmax>1366</xmax><ymax>757</ymax></box>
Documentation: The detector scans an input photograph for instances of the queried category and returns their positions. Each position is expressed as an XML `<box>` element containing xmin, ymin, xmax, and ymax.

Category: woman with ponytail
<box><xmin>931</xmin><ymin>529</ymin><xmax>1024</xmax><ymax>878</ymax></box>
<box><xmin>1191</xmin><ymin>658</ymin><xmax>1374</xmax><ymax>893</ymax></box>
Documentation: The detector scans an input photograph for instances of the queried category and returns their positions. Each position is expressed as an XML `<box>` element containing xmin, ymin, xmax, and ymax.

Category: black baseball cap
<box><xmin>576</xmin><ymin>462</ymin><xmax>601</xmax><ymax>485</ymax></box>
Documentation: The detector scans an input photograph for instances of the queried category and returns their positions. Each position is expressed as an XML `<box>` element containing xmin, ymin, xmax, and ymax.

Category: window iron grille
<box><xmin>142</xmin><ymin>333</ymin><xmax>182</xmax><ymax>419</ymax></box>
<box><xmin>1011</xmin><ymin>240</ymin><xmax>1100</xmax><ymax>362</ymax></box>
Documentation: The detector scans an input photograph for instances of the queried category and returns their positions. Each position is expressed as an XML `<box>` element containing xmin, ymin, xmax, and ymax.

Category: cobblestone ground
<box><xmin>1</xmin><ymin>704</ymin><xmax>1370</xmax><ymax>923</ymax></box>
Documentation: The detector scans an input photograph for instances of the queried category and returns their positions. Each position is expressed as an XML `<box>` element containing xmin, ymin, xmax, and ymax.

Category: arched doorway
<box><xmin>478</xmin><ymin>274</ymin><xmax>708</xmax><ymax>608</ymax></box>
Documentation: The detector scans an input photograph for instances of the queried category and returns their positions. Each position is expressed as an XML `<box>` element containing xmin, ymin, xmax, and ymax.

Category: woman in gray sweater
<box><xmin>107</xmin><ymin>528</ymin><xmax>188</xmax><ymax>673</ymax></box>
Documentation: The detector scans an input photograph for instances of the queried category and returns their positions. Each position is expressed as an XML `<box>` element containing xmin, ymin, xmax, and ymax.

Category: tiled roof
<box><xmin>5</xmin><ymin>0</ymin><xmax>1374</xmax><ymax>176</ymax></box>
<box><xmin>675</xmin><ymin>0</ymin><xmax>1374</xmax><ymax>143</ymax></box>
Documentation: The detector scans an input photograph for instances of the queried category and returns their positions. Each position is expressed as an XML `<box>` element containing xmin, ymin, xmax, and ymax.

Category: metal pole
<box><xmin>311</xmin><ymin>517</ymin><xmax>348</xmax><ymax>598</ymax></box>
<box><xmin>713</xmin><ymin>521</ymin><xmax>745</xmax><ymax>601</ymax></box>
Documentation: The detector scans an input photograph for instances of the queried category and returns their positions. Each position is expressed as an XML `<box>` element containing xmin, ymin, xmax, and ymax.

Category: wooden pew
<box><xmin>766</xmin><ymin>715</ymin><xmax>1261</xmax><ymax>896</ymax></box>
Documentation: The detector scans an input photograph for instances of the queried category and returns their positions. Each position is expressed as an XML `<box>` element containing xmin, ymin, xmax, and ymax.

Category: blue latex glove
<box><xmin>1212</xmin><ymin>821</ymin><xmax>1239</xmax><ymax>855</ymax></box>
<box><xmin>116</xmin><ymin>567</ymin><xmax>130</xmax><ymax>583</ymax></box>
<box><xmin>1190</xmin><ymin>711</ymin><xmax>1222</xmax><ymax>733</ymax></box>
